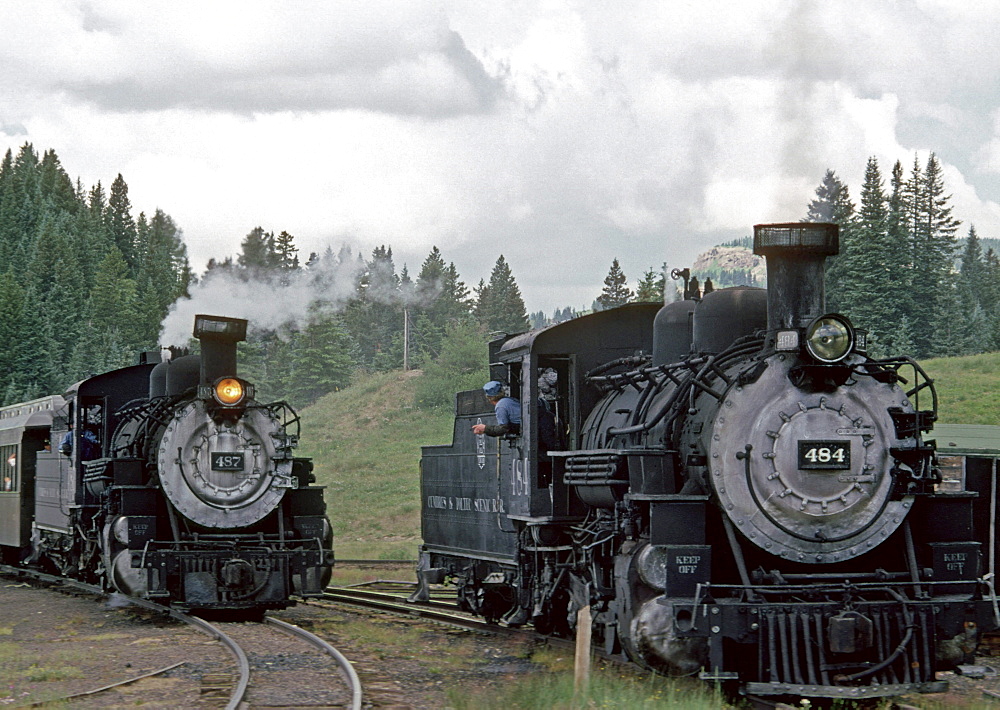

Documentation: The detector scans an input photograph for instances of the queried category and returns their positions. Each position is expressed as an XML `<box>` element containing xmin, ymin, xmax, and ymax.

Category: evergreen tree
<box><xmin>0</xmin><ymin>273</ymin><xmax>25</xmax><ymax>404</ymax></box>
<box><xmin>87</xmin><ymin>248</ymin><xmax>142</xmax><ymax>349</ymax></box>
<box><xmin>107</xmin><ymin>174</ymin><xmax>138</xmax><ymax>269</ymax></box>
<box><xmin>474</xmin><ymin>255</ymin><xmax>529</xmax><ymax>335</ymax></box>
<box><xmin>804</xmin><ymin>169</ymin><xmax>856</xmax><ymax>312</ymax></box>
<box><xmin>238</xmin><ymin>226</ymin><xmax>276</xmax><ymax>274</ymax></box>
<box><xmin>416</xmin><ymin>246</ymin><xmax>447</xmax><ymax>306</ymax></box>
<box><xmin>273</xmin><ymin>230</ymin><xmax>300</xmax><ymax>270</ymax></box>
<box><xmin>636</xmin><ymin>264</ymin><xmax>666</xmax><ymax>303</ymax></box>
<box><xmin>596</xmin><ymin>258</ymin><xmax>634</xmax><ymax>309</ymax></box>
<box><xmin>38</xmin><ymin>150</ymin><xmax>77</xmax><ymax>216</ymax></box>
<box><xmin>841</xmin><ymin>158</ymin><xmax>901</xmax><ymax>345</ymax></box>
<box><xmin>135</xmin><ymin>209</ymin><xmax>191</xmax><ymax>345</ymax></box>
<box><xmin>414</xmin><ymin>319</ymin><xmax>489</xmax><ymax>410</ymax></box>
<box><xmin>884</xmin><ymin>159</ymin><xmax>913</xmax><ymax>336</ymax></box>
<box><xmin>342</xmin><ymin>245</ymin><xmax>404</xmax><ymax>369</ymax></box>
<box><xmin>412</xmin><ymin>247</ymin><xmax>473</xmax><ymax>362</ymax></box>
<box><xmin>285</xmin><ymin>311</ymin><xmax>358</xmax><ymax>406</ymax></box>
<box><xmin>0</xmin><ymin>145</ymin><xmax>42</xmax><ymax>274</ymax></box>
<box><xmin>909</xmin><ymin>154</ymin><xmax>961</xmax><ymax>356</ymax></box>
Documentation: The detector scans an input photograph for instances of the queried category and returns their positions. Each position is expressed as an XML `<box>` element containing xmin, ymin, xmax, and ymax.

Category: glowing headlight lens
<box><xmin>215</xmin><ymin>378</ymin><xmax>245</xmax><ymax>405</ymax></box>
<box><xmin>805</xmin><ymin>315</ymin><xmax>853</xmax><ymax>363</ymax></box>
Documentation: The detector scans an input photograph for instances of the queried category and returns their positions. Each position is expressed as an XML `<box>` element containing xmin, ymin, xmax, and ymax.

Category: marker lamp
<box><xmin>805</xmin><ymin>315</ymin><xmax>854</xmax><ymax>363</ymax></box>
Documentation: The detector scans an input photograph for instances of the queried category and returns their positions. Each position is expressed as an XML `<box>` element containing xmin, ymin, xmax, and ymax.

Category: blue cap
<box><xmin>483</xmin><ymin>381</ymin><xmax>504</xmax><ymax>397</ymax></box>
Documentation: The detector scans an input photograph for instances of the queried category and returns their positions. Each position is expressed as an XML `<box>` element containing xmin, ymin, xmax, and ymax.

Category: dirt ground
<box><xmin>0</xmin><ymin>582</ymin><xmax>226</xmax><ymax>708</ymax></box>
<box><xmin>4</xmin><ymin>578</ymin><xmax>1000</xmax><ymax>709</ymax></box>
<box><xmin>0</xmin><ymin>581</ymin><xmax>547</xmax><ymax>709</ymax></box>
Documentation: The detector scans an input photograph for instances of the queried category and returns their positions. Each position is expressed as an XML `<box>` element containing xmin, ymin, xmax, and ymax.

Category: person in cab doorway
<box><xmin>472</xmin><ymin>381</ymin><xmax>521</xmax><ymax>437</ymax></box>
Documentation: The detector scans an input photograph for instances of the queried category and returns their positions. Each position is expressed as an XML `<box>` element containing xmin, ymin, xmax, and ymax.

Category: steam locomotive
<box><xmin>0</xmin><ymin>315</ymin><xmax>333</xmax><ymax>612</ymax></box>
<box><xmin>413</xmin><ymin>223</ymin><xmax>998</xmax><ymax>700</ymax></box>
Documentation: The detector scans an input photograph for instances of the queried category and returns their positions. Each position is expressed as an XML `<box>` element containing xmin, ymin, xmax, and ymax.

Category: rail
<box><xmin>265</xmin><ymin>616</ymin><xmax>363</xmax><ymax>710</ymax></box>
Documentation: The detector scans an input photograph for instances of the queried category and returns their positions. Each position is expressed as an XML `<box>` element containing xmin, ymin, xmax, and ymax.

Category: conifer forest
<box><xmin>1</xmin><ymin>142</ymin><xmax>996</xmax><ymax>410</ymax></box>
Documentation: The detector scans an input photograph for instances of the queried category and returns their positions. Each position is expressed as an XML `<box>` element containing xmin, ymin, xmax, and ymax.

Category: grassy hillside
<box><xmin>296</xmin><ymin>369</ymin><xmax>453</xmax><ymax>559</ymax></box>
<box><xmin>296</xmin><ymin>352</ymin><xmax>1000</xmax><ymax>559</ymax></box>
<box><xmin>921</xmin><ymin>351</ymin><xmax>1000</xmax><ymax>425</ymax></box>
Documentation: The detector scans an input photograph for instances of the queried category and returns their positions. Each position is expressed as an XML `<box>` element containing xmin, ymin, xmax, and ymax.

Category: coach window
<box><xmin>1</xmin><ymin>444</ymin><xmax>16</xmax><ymax>492</ymax></box>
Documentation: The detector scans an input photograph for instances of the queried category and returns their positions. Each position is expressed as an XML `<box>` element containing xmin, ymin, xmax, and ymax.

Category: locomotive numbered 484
<box><xmin>414</xmin><ymin>223</ymin><xmax>998</xmax><ymax>700</ymax></box>
<box><xmin>0</xmin><ymin>315</ymin><xmax>333</xmax><ymax>612</ymax></box>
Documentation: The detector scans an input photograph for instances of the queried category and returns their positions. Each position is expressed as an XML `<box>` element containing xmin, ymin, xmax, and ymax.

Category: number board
<box><xmin>797</xmin><ymin>440</ymin><xmax>850</xmax><ymax>470</ymax></box>
<box><xmin>211</xmin><ymin>452</ymin><xmax>245</xmax><ymax>471</ymax></box>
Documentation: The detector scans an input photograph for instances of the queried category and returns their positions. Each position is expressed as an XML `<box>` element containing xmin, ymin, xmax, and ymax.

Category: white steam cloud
<box><xmin>159</xmin><ymin>256</ymin><xmax>364</xmax><ymax>347</ymax></box>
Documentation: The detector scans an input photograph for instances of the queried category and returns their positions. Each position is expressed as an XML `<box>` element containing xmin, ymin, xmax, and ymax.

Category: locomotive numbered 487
<box><xmin>0</xmin><ymin>315</ymin><xmax>333</xmax><ymax>612</ymax></box>
<box><xmin>414</xmin><ymin>223</ymin><xmax>998</xmax><ymax>700</ymax></box>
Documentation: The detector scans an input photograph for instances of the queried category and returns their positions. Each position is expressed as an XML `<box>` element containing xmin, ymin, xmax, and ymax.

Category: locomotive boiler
<box><xmin>414</xmin><ymin>223</ymin><xmax>998</xmax><ymax>700</ymax></box>
<box><xmin>0</xmin><ymin>314</ymin><xmax>333</xmax><ymax>612</ymax></box>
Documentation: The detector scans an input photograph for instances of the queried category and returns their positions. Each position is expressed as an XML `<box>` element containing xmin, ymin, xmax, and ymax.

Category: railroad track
<box><xmin>0</xmin><ymin>564</ymin><xmax>362</xmax><ymax>709</ymax></box>
<box><xmin>207</xmin><ymin>615</ymin><xmax>362</xmax><ymax>709</ymax></box>
<box><xmin>321</xmin><ymin>584</ymin><xmax>513</xmax><ymax>636</ymax></box>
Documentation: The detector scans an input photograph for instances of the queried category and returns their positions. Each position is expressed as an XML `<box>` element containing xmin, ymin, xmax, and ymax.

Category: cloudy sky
<box><xmin>3</xmin><ymin>0</ymin><xmax>1000</xmax><ymax>314</ymax></box>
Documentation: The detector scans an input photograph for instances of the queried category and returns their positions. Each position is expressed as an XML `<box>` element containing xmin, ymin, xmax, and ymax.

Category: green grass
<box><xmin>297</xmin><ymin>369</ymin><xmax>453</xmax><ymax>560</ymax></box>
<box><xmin>447</xmin><ymin>668</ymin><xmax>733</xmax><ymax>710</ymax></box>
<box><xmin>921</xmin><ymin>352</ymin><xmax>1000</xmax><ymax>425</ymax></box>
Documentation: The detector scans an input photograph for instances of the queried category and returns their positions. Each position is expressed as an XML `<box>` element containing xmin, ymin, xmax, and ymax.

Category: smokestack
<box><xmin>193</xmin><ymin>315</ymin><xmax>248</xmax><ymax>385</ymax></box>
<box><xmin>753</xmin><ymin>223</ymin><xmax>839</xmax><ymax>332</ymax></box>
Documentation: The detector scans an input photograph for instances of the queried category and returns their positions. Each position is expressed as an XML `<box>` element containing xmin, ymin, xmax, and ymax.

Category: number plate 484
<box><xmin>797</xmin><ymin>440</ymin><xmax>851</xmax><ymax>470</ymax></box>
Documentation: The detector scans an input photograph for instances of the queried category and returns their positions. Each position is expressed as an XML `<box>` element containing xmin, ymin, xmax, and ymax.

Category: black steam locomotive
<box><xmin>414</xmin><ymin>223</ymin><xmax>998</xmax><ymax>700</ymax></box>
<box><xmin>0</xmin><ymin>315</ymin><xmax>333</xmax><ymax>612</ymax></box>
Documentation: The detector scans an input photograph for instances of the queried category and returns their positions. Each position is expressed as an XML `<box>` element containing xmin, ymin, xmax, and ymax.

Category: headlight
<box><xmin>805</xmin><ymin>315</ymin><xmax>854</xmax><ymax>363</ymax></box>
<box><xmin>214</xmin><ymin>378</ymin><xmax>245</xmax><ymax>406</ymax></box>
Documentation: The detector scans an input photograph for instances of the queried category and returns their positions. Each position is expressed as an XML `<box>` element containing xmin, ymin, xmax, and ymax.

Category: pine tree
<box><xmin>87</xmin><ymin>248</ymin><xmax>142</xmax><ymax>350</ymax></box>
<box><xmin>412</xmin><ymin>247</ymin><xmax>473</xmax><ymax>361</ymax></box>
<box><xmin>285</xmin><ymin>311</ymin><xmax>358</xmax><ymax>406</ymax></box>
<box><xmin>135</xmin><ymin>209</ymin><xmax>191</xmax><ymax>345</ymax></box>
<box><xmin>805</xmin><ymin>170</ymin><xmax>856</xmax><ymax>311</ymax></box>
<box><xmin>842</xmin><ymin>158</ymin><xmax>899</xmax><ymax>342</ymax></box>
<box><xmin>273</xmin><ymin>230</ymin><xmax>299</xmax><ymax>270</ymax></box>
<box><xmin>0</xmin><ymin>145</ymin><xmax>42</xmax><ymax>275</ymax></box>
<box><xmin>474</xmin><ymin>256</ymin><xmax>529</xmax><ymax>335</ymax></box>
<box><xmin>909</xmin><ymin>154</ymin><xmax>961</xmax><ymax>356</ymax></box>
<box><xmin>414</xmin><ymin>319</ymin><xmax>489</xmax><ymax>410</ymax></box>
<box><xmin>342</xmin><ymin>245</ymin><xmax>404</xmax><ymax>369</ymax></box>
<box><xmin>38</xmin><ymin>150</ymin><xmax>77</xmax><ymax>216</ymax></box>
<box><xmin>108</xmin><ymin>174</ymin><xmax>138</xmax><ymax>269</ymax></box>
<box><xmin>0</xmin><ymin>272</ymin><xmax>25</xmax><ymax>404</ymax></box>
<box><xmin>238</xmin><ymin>227</ymin><xmax>276</xmax><ymax>274</ymax></box>
<box><xmin>636</xmin><ymin>264</ymin><xmax>666</xmax><ymax>303</ymax></box>
<box><xmin>596</xmin><ymin>258</ymin><xmax>634</xmax><ymax>309</ymax></box>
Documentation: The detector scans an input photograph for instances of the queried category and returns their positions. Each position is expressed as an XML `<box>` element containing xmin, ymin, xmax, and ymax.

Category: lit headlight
<box><xmin>805</xmin><ymin>315</ymin><xmax>854</xmax><ymax>363</ymax></box>
<box><xmin>214</xmin><ymin>378</ymin><xmax>245</xmax><ymax>406</ymax></box>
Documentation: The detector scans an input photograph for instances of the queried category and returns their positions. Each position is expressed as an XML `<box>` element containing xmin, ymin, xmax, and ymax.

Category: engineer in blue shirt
<box><xmin>472</xmin><ymin>381</ymin><xmax>521</xmax><ymax>437</ymax></box>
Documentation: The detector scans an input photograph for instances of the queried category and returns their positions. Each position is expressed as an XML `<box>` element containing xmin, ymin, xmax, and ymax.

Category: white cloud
<box><xmin>3</xmin><ymin>0</ymin><xmax>1000</xmax><ymax>314</ymax></box>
